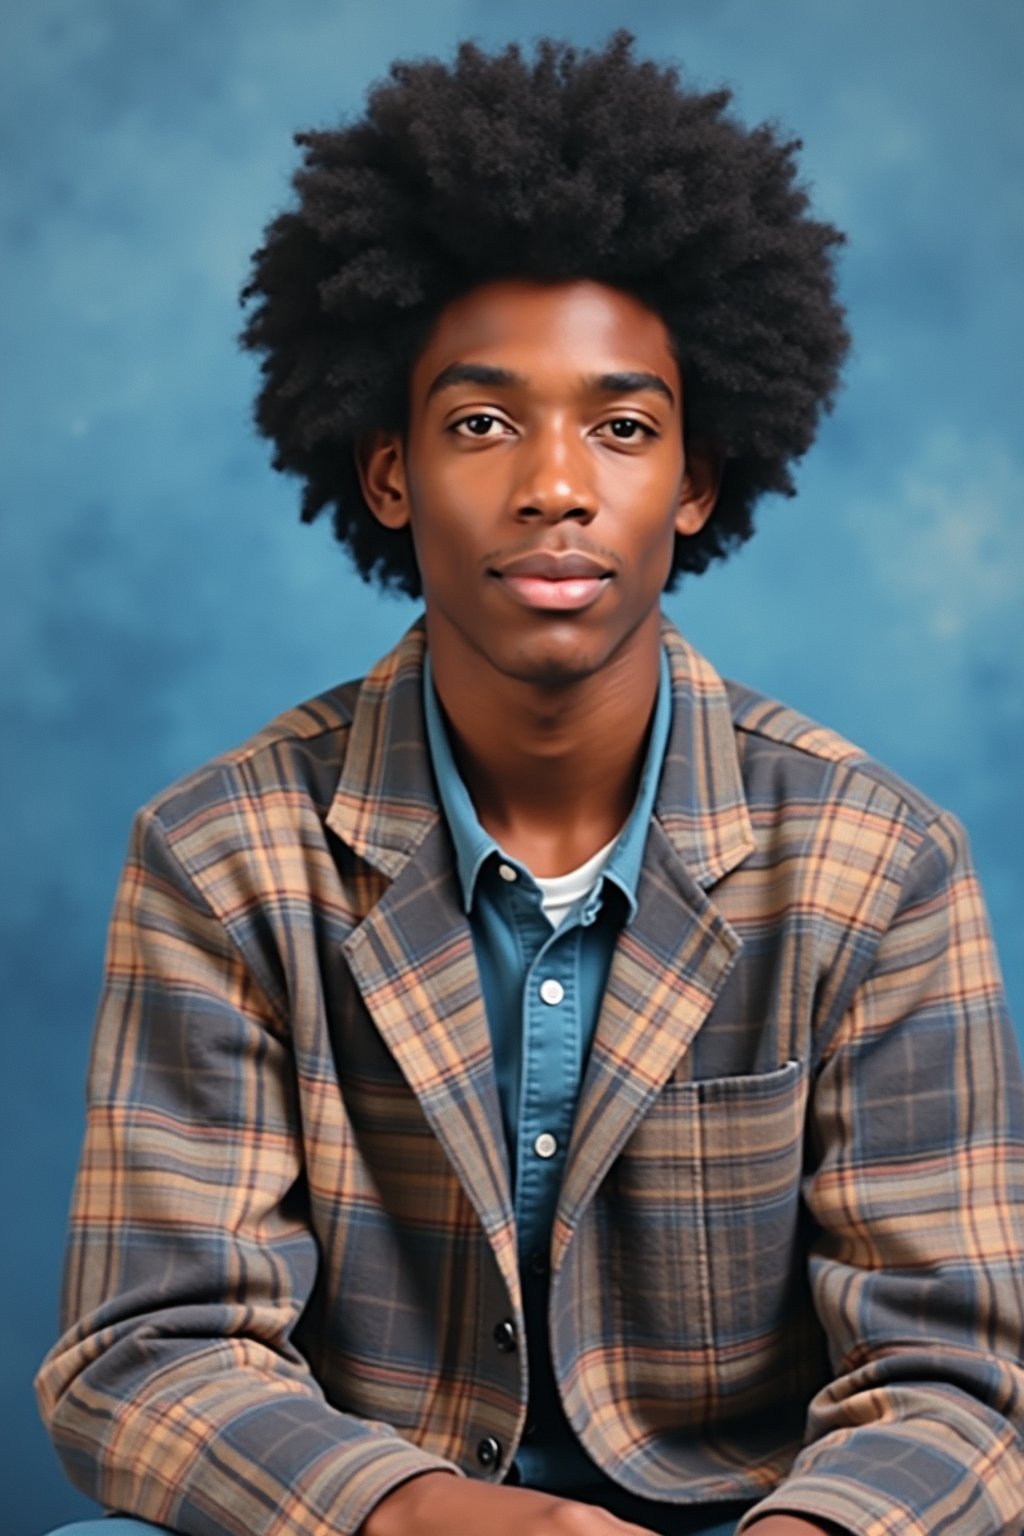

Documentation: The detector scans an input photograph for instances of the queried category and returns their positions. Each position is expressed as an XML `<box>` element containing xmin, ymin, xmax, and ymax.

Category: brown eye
<box><xmin>453</xmin><ymin>414</ymin><xmax>503</xmax><ymax>437</ymax></box>
<box><xmin>607</xmin><ymin>418</ymin><xmax>650</xmax><ymax>440</ymax></box>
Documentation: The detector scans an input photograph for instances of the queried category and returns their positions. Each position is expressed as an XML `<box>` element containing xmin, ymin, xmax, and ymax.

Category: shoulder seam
<box><xmin>731</xmin><ymin>716</ymin><xmax>944</xmax><ymax>838</ymax></box>
<box><xmin>732</xmin><ymin>714</ymin><xmax>863</xmax><ymax>766</ymax></box>
<box><xmin>140</xmin><ymin>694</ymin><xmax>356</xmax><ymax>817</ymax></box>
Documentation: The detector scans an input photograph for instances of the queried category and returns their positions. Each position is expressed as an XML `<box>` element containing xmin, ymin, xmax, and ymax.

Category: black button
<box><xmin>476</xmin><ymin>1435</ymin><xmax>502</xmax><ymax>1469</ymax></box>
<box><xmin>522</xmin><ymin>1420</ymin><xmax>537</xmax><ymax>1442</ymax></box>
<box><xmin>528</xmin><ymin>1250</ymin><xmax>549</xmax><ymax>1278</ymax></box>
<box><xmin>492</xmin><ymin>1318</ymin><xmax>517</xmax><ymax>1353</ymax></box>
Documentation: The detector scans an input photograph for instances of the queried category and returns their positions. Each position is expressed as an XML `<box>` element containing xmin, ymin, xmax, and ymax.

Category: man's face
<box><xmin>360</xmin><ymin>279</ymin><xmax>717</xmax><ymax>688</ymax></box>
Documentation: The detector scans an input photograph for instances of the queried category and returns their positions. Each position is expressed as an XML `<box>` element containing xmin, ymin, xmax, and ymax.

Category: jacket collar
<box><xmin>326</xmin><ymin>615</ymin><xmax>754</xmax><ymax>890</ymax></box>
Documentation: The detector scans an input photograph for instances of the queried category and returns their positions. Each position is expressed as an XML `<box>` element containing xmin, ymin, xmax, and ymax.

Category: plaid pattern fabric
<box><xmin>36</xmin><ymin>618</ymin><xmax>1024</xmax><ymax>1536</ymax></box>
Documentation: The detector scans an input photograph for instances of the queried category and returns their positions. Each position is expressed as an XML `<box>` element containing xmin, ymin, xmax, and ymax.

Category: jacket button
<box><xmin>476</xmin><ymin>1435</ymin><xmax>502</xmax><ymax>1469</ymax></box>
<box><xmin>492</xmin><ymin>1318</ymin><xmax>517</xmax><ymax>1353</ymax></box>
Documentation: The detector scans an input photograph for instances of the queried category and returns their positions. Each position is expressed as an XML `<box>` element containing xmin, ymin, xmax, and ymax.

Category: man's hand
<box><xmin>360</xmin><ymin>1470</ymin><xmax>659</xmax><ymax>1534</ymax></box>
<box><xmin>362</xmin><ymin>1474</ymin><xmax>843</xmax><ymax>1536</ymax></box>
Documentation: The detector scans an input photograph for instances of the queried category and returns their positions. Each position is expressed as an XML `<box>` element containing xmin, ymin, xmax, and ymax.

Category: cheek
<box><xmin>603</xmin><ymin>451</ymin><xmax>685</xmax><ymax>531</ymax></box>
<box><xmin>405</xmin><ymin>495</ymin><xmax>481</xmax><ymax>594</ymax></box>
<box><xmin>409</xmin><ymin>459</ymin><xmax>504</xmax><ymax>552</ymax></box>
<box><xmin>630</xmin><ymin>506</ymin><xmax>686</xmax><ymax>596</ymax></box>
<box><xmin>409</xmin><ymin>449</ymin><xmax>483</xmax><ymax>516</ymax></box>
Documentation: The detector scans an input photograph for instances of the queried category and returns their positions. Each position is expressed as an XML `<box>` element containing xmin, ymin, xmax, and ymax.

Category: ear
<box><xmin>355</xmin><ymin>430</ymin><xmax>411</xmax><ymax>530</ymax></box>
<box><xmin>674</xmin><ymin>440</ymin><xmax>722</xmax><ymax>537</ymax></box>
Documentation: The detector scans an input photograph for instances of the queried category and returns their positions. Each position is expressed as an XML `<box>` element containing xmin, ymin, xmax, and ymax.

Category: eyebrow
<box><xmin>425</xmin><ymin>362</ymin><xmax>676</xmax><ymax>407</ymax></box>
<box><xmin>426</xmin><ymin>363</ymin><xmax>520</xmax><ymax>399</ymax></box>
<box><xmin>590</xmin><ymin>370</ymin><xmax>676</xmax><ymax>406</ymax></box>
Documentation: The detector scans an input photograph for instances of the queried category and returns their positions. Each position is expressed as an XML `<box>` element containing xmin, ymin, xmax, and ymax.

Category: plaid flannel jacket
<box><xmin>37</xmin><ymin>618</ymin><xmax>1024</xmax><ymax>1535</ymax></box>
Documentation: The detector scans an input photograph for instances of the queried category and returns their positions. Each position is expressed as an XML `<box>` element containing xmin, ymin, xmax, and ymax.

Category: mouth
<box><xmin>495</xmin><ymin>573</ymin><xmax>611</xmax><ymax>611</ymax></box>
<box><xmin>489</xmin><ymin>549</ymin><xmax>614</xmax><ymax>613</ymax></box>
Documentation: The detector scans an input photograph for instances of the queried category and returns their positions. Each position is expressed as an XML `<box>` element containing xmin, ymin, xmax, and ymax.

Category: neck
<box><xmin>427</xmin><ymin>614</ymin><xmax>663</xmax><ymax>877</ymax></box>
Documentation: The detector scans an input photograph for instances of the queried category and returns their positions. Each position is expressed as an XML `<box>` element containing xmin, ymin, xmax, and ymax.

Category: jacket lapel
<box><xmin>553</xmin><ymin>622</ymin><xmax>756</xmax><ymax>1269</ymax></box>
<box><xmin>552</xmin><ymin>826</ymin><xmax>742</xmax><ymax>1270</ymax></box>
<box><xmin>328</xmin><ymin>623</ymin><xmax>518</xmax><ymax>1300</ymax></box>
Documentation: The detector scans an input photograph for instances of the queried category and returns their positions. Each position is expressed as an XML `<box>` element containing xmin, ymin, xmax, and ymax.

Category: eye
<box><xmin>609</xmin><ymin>417</ymin><xmax>653</xmax><ymax>440</ymax></box>
<box><xmin>600</xmin><ymin>417</ymin><xmax>656</xmax><ymax>442</ymax></box>
<box><xmin>451</xmin><ymin>413</ymin><xmax>509</xmax><ymax>439</ymax></box>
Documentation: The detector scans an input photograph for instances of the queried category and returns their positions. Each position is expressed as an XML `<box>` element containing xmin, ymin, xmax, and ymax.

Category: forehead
<box><xmin>410</xmin><ymin>279</ymin><xmax>680</xmax><ymax>397</ymax></box>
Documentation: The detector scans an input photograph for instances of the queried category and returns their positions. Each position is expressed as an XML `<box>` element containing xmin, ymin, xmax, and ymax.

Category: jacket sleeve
<box><xmin>35</xmin><ymin>804</ymin><xmax>459</xmax><ymax>1536</ymax></box>
<box><xmin>741</xmin><ymin>809</ymin><xmax>1024</xmax><ymax>1536</ymax></box>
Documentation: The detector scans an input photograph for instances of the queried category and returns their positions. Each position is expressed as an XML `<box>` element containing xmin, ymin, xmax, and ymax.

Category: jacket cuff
<box><xmin>318</xmin><ymin>1440</ymin><xmax>463</xmax><ymax>1536</ymax></box>
<box><xmin>738</xmin><ymin>1480</ymin><xmax>863</xmax><ymax>1533</ymax></box>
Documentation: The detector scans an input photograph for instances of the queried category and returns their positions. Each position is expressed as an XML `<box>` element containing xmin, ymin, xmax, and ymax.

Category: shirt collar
<box><xmin>422</xmin><ymin>649</ymin><xmax>673</xmax><ymax>923</ymax></box>
<box><xmin>327</xmin><ymin>615</ymin><xmax>755</xmax><ymax>892</ymax></box>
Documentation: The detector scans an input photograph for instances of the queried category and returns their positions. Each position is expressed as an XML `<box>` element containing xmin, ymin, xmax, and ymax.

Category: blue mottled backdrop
<box><xmin>2</xmin><ymin>2</ymin><xmax>1021</xmax><ymax>1529</ymax></box>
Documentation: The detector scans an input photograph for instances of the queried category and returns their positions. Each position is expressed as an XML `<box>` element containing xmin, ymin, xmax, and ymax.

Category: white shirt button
<box><xmin>497</xmin><ymin>863</ymin><xmax>518</xmax><ymax>883</ymax></box>
<box><xmin>539</xmin><ymin>978</ymin><xmax>564</xmax><ymax>1006</ymax></box>
<box><xmin>533</xmin><ymin>1132</ymin><xmax>558</xmax><ymax>1159</ymax></box>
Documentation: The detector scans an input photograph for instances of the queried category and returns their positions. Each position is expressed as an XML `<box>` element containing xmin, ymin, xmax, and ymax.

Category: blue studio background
<box><xmin>2</xmin><ymin>2</ymin><xmax>1022</xmax><ymax>1530</ymax></box>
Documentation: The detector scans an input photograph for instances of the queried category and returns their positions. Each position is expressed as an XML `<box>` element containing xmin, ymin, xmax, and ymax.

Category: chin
<box><xmin>498</xmin><ymin>634</ymin><xmax>609</xmax><ymax>689</ymax></box>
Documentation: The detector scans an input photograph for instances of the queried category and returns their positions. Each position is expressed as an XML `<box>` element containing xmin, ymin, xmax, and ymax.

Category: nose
<box><xmin>513</xmin><ymin>419</ymin><xmax>597</xmax><ymax>524</ymax></box>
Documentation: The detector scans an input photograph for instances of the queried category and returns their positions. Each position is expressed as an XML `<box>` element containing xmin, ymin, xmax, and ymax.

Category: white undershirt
<box><xmin>533</xmin><ymin>835</ymin><xmax>618</xmax><ymax>930</ymax></box>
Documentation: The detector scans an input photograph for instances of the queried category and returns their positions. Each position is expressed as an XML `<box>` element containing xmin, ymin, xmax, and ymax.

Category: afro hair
<box><xmin>241</xmin><ymin>32</ymin><xmax>849</xmax><ymax>596</ymax></box>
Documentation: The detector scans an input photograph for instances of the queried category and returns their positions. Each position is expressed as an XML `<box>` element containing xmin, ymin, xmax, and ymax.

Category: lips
<box><xmin>490</xmin><ymin>548</ymin><xmax>613</xmax><ymax>612</ymax></box>
<box><xmin>494</xmin><ymin>550</ymin><xmax>612</xmax><ymax>580</ymax></box>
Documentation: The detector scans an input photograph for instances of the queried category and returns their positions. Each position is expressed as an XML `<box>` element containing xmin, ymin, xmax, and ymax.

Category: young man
<box><xmin>37</xmin><ymin>35</ymin><xmax>1024</xmax><ymax>1536</ymax></box>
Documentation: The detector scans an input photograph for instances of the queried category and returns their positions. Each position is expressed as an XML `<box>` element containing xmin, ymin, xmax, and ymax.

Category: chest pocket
<box><xmin>597</xmin><ymin>1058</ymin><xmax>815</xmax><ymax>1421</ymax></box>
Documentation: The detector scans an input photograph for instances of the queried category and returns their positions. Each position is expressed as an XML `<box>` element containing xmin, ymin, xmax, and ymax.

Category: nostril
<box><xmin>515</xmin><ymin>501</ymin><xmax>594</xmax><ymax>521</ymax></box>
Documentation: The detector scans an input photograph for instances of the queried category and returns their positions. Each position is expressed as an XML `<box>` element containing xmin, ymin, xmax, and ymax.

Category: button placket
<box><xmin>515</xmin><ymin>927</ymin><xmax>579</xmax><ymax>1247</ymax></box>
